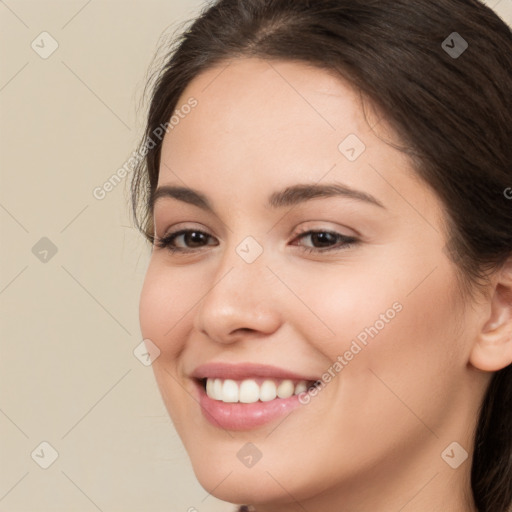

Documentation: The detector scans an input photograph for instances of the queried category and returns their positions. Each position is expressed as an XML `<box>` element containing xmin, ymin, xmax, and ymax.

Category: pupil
<box><xmin>313</xmin><ymin>232</ymin><xmax>335</xmax><ymax>247</ymax></box>
<box><xmin>186</xmin><ymin>232</ymin><xmax>205</xmax><ymax>247</ymax></box>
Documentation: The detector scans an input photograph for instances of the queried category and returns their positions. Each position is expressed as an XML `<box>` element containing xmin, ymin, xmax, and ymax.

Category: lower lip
<box><xmin>194</xmin><ymin>380</ymin><xmax>306</xmax><ymax>431</ymax></box>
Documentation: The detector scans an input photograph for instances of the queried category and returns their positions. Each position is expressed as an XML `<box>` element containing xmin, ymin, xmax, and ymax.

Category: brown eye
<box><xmin>155</xmin><ymin>229</ymin><xmax>218</xmax><ymax>253</ymax></box>
<box><xmin>292</xmin><ymin>230</ymin><xmax>358</xmax><ymax>253</ymax></box>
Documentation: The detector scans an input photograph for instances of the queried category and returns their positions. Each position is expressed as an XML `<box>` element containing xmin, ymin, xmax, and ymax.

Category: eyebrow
<box><xmin>151</xmin><ymin>182</ymin><xmax>385</xmax><ymax>213</ymax></box>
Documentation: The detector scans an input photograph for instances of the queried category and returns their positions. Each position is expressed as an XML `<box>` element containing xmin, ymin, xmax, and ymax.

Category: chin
<box><xmin>193</xmin><ymin>469</ymin><xmax>292</xmax><ymax>508</ymax></box>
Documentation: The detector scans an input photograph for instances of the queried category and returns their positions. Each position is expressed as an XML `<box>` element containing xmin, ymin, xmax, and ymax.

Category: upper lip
<box><xmin>190</xmin><ymin>362</ymin><xmax>318</xmax><ymax>382</ymax></box>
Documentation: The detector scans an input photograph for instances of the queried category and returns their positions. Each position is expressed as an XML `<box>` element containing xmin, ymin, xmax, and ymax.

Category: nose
<box><xmin>193</xmin><ymin>250</ymin><xmax>282</xmax><ymax>345</ymax></box>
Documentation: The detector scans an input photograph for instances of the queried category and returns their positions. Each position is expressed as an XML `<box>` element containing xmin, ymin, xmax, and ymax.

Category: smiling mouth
<box><xmin>198</xmin><ymin>377</ymin><xmax>319</xmax><ymax>404</ymax></box>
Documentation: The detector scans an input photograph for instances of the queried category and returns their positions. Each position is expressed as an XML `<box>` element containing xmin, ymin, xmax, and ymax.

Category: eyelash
<box><xmin>154</xmin><ymin>228</ymin><xmax>358</xmax><ymax>255</ymax></box>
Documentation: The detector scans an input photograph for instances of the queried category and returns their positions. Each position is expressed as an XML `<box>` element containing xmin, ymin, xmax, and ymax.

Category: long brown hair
<box><xmin>131</xmin><ymin>1</ymin><xmax>512</xmax><ymax>510</ymax></box>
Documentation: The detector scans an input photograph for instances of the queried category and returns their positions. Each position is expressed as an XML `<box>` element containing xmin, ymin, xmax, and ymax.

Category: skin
<box><xmin>139</xmin><ymin>58</ymin><xmax>512</xmax><ymax>512</ymax></box>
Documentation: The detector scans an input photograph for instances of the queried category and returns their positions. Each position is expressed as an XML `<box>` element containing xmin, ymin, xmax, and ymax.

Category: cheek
<box><xmin>296</xmin><ymin>252</ymin><xmax>463</xmax><ymax>406</ymax></box>
<box><xmin>321</xmin><ymin>259</ymin><xmax>463</xmax><ymax>435</ymax></box>
<box><xmin>138</xmin><ymin>261</ymin><xmax>196</xmax><ymax>428</ymax></box>
<box><xmin>304</xmin><ymin>246</ymin><xmax>462</xmax><ymax>367</ymax></box>
<box><xmin>139</xmin><ymin>265</ymin><xmax>165</xmax><ymax>342</ymax></box>
<box><xmin>138</xmin><ymin>260</ymin><xmax>194</xmax><ymax>358</ymax></box>
<box><xmin>279</xmin><ymin>260</ymin><xmax>406</xmax><ymax>359</ymax></box>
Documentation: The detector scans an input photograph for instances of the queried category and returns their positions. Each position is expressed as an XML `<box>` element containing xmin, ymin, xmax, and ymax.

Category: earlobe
<box><xmin>469</xmin><ymin>328</ymin><xmax>512</xmax><ymax>372</ymax></box>
<box><xmin>469</xmin><ymin>263</ymin><xmax>512</xmax><ymax>373</ymax></box>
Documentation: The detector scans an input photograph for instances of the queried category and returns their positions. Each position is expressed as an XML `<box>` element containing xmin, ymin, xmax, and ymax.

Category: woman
<box><xmin>131</xmin><ymin>1</ymin><xmax>512</xmax><ymax>511</ymax></box>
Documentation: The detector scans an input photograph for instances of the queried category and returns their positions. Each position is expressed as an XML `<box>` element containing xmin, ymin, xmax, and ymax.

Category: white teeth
<box><xmin>239</xmin><ymin>380</ymin><xmax>260</xmax><ymax>403</ymax></box>
<box><xmin>259</xmin><ymin>380</ymin><xmax>277</xmax><ymax>402</ymax></box>
<box><xmin>206</xmin><ymin>378</ymin><xmax>215</xmax><ymax>398</ymax></box>
<box><xmin>222</xmin><ymin>379</ymin><xmax>239</xmax><ymax>403</ymax></box>
<box><xmin>294</xmin><ymin>381</ymin><xmax>307</xmax><ymax>395</ymax></box>
<box><xmin>213</xmin><ymin>378</ymin><xmax>223</xmax><ymax>400</ymax></box>
<box><xmin>276</xmin><ymin>380</ymin><xmax>295</xmax><ymax>399</ymax></box>
<box><xmin>204</xmin><ymin>378</ymin><xmax>312</xmax><ymax>403</ymax></box>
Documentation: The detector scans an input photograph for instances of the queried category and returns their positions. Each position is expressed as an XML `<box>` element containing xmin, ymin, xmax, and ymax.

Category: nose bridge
<box><xmin>193</xmin><ymin>237</ymin><xmax>281</xmax><ymax>343</ymax></box>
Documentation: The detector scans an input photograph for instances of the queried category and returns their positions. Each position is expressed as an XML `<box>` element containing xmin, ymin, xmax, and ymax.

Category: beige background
<box><xmin>1</xmin><ymin>1</ymin><xmax>511</xmax><ymax>511</ymax></box>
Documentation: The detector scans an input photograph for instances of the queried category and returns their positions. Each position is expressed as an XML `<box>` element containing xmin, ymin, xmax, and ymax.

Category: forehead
<box><xmin>157</xmin><ymin>57</ymin><xmax>432</xmax><ymax>219</ymax></box>
<box><xmin>167</xmin><ymin>57</ymin><xmax>372</xmax><ymax>144</ymax></box>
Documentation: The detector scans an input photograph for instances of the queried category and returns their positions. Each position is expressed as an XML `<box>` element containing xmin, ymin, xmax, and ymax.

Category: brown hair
<box><xmin>131</xmin><ymin>1</ymin><xmax>512</xmax><ymax>510</ymax></box>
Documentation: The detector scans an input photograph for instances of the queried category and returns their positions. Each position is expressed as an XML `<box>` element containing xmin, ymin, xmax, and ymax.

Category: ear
<box><xmin>469</xmin><ymin>259</ymin><xmax>512</xmax><ymax>372</ymax></box>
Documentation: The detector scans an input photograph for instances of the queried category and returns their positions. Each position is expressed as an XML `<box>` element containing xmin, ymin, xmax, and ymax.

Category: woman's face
<box><xmin>139</xmin><ymin>58</ymin><xmax>487</xmax><ymax>510</ymax></box>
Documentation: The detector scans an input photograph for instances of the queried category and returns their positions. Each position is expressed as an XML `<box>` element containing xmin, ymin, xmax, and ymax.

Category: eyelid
<box><xmin>156</xmin><ymin>221</ymin><xmax>213</xmax><ymax>238</ymax></box>
<box><xmin>293</xmin><ymin>223</ymin><xmax>357</xmax><ymax>239</ymax></box>
<box><xmin>155</xmin><ymin>224</ymin><xmax>359</xmax><ymax>255</ymax></box>
<box><xmin>155</xmin><ymin>227</ymin><xmax>217</xmax><ymax>251</ymax></box>
<box><xmin>155</xmin><ymin>222</ymin><xmax>354</xmax><ymax>242</ymax></box>
<box><xmin>290</xmin><ymin>228</ymin><xmax>358</xmax><ymax>253</ymax></box>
